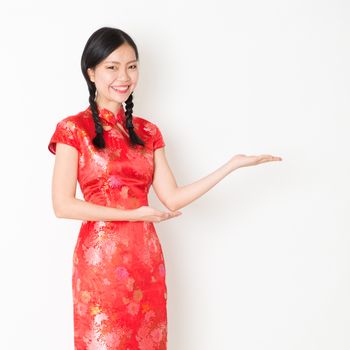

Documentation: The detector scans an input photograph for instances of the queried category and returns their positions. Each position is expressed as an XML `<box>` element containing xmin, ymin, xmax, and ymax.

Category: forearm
<box><xmin>53</xmin><ymin>197</ymin><xmax>135</xmax><ymax>221</ymax></box>
<box><xmin>169</xmin><ymin>160</ymin><xmax>238</xmax><ymax>211</ymax></box>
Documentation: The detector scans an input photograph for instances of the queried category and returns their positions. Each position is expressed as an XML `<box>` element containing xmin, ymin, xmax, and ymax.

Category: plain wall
<box><xmin>0</xmin><ymin>0</ymin><xmax>349</xmax><ymax>349</ymax></box>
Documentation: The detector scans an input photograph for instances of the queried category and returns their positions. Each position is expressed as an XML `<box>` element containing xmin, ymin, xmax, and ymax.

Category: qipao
<box><xmin>48</xmin><ymin>104</ymin><xmax>167</xmax><ymax>350</ymax></box>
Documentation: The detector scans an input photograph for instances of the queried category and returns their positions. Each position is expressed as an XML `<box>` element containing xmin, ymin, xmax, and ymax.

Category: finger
<box><xmin>168</xmin><ymin>210</ymin><xmax>180</xmax><ymax>215</ymax></box>
<box><xmin>163</xmin><ymin>215</ymin><xmax>178</xmax><ymax>221</ymax></box>
<box><xmin>156</xmin><ymin>210</ymin><xmax>182</xmax><ymax>222</ymax></box>
<box><xmin>170</xmin><ymin>211</ymin><xmax>182</xmax><ymax>217</ymax></box>
<box><xmin>153</xmin><ymin>209</ymin><xmax>169</xmax><ymax>217</ymax></box>
<box><xmin>258</xmin><ymin>154</ymin><xmax>280</xmax><ymax>160</ymax></box>
<box><xmin>259</xmin><ymin>154</ymin><xmax>272</xmax><ymax>160</ymax></box>
<box><xmin>260</xmin><ymin>156</ymin><xmax>282</xmax><ymax>163</ymax></box>
<box><xmin>265</xmin><ymin>155</ymin><xmax>282</xmax><ymax>161</ymax></box>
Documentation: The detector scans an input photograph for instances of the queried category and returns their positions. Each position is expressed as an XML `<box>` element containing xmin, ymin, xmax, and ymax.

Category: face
<box><xmin>87</xmin><ymin>43</ymin><xmax>139</xmax><ymax>113</ymax></box>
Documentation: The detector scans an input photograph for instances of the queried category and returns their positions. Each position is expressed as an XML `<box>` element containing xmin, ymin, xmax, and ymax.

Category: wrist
<box><xmin>125</xmin><ymin>208</ymin><xmax>139</xmax><ymax>222</ymax></box>
<box><xmin>226</xmin><ymin>159</ymin><xmax>240</xmax><ymax>173</ymax></box>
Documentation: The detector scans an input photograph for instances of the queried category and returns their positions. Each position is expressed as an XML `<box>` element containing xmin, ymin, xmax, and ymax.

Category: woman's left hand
<box><xmin>229</xmin><ymin>154</ymin><xmax>283</xmax><ymax>170</ymax></box>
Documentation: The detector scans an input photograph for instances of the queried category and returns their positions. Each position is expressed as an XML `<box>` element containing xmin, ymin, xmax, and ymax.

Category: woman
<box><xmin>48</xmin><ymin>26</ymin><xmax>282</xmax><ymax>350</ymax></box>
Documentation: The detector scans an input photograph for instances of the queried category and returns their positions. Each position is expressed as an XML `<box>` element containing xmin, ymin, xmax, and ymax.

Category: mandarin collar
<box><xmin>85</xmin><ymin>104</ymin><xmax>126</xmax><ymax>125</ymax></box>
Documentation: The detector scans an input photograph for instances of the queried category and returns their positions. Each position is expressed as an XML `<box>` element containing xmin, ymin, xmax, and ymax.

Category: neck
<box><xmin>95</xmin><ymin>99</ymin><xmax>122</xmax><ymax>115</ymax></box>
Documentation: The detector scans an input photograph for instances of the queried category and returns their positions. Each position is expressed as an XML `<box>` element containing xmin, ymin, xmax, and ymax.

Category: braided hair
<box><xmin>124</xmin><ymin>92</ymin><xmax>145</xmax><ymax>146</ymax></box>
<box><xmin>81</xmin><ymin>27</ymin><xmax>145</xmax><ymax>148</ymax></box>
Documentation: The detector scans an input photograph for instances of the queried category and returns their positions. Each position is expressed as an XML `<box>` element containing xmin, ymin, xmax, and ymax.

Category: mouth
<box><xmin>111</xmin><ymin>85</ymin><xmax>130</xmax><ymax>93</ymax></box>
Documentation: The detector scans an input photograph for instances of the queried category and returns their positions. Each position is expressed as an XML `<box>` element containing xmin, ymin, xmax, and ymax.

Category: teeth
<box><xmin>112</xmin><ymin>86</ymin><xmax>129</xmax><ymax>91</ymax></box>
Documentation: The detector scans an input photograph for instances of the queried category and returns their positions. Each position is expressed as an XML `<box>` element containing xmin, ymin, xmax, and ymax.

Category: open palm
<box><xmin>231</xmin><ymin>154</ymin><xmax>283</xmax><ymax>169</ymax></box>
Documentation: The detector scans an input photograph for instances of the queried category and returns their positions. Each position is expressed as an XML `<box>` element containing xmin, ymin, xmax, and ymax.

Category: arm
<box><xmin>152</xmin><ymin>148</ymin><xmax>237</xmax><ymax>211</ymax></box>
<box><xmin>152</xmin><ymin>148</ymin><xmax>282</xmax><ymax>211</ymax></box>
<box><xmin>51</xmin><ymin>143</ymin><xmax>179</xmax><ymax>222</ymax></box>
<box><xmin>52</xmin><ymin>143</ymin><xmax>132</xmax><ymax>221</ymax></box>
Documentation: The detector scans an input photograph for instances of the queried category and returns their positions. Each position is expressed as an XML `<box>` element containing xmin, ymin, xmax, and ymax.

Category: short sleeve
<box><xmin>153</xmin><ymin>124</ymin><xmax>165</xmax><ymax>151</ymax></box>
<box><xmin>48</xmin><ymin>118</ymin><xmax>80</xmax><ymax>155</ymax></box>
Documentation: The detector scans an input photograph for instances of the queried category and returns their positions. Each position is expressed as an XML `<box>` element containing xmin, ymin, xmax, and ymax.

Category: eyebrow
<box><xmin>105</xmin><ymin>60</ymin><xmax>138</xmax><ymax>64</ymax></box>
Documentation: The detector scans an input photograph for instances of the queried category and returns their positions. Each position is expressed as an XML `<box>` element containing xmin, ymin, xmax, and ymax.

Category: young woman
<box><xmin>48</xmin><ymin>26</ymin><xmax>282</xmax><ymax>350</ymax></box>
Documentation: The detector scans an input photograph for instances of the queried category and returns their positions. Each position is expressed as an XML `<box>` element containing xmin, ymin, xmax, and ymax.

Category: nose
<box><xmin>116</xmin><ymin>67</ymin><xmax>130</xmax><ymax>82</ymax></box>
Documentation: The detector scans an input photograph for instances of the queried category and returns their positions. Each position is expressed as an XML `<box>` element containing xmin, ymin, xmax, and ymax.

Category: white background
<box><xmin>1</xmin><ymin>0</ymin><xmax>349</xmax><ymax>349</ymax></box>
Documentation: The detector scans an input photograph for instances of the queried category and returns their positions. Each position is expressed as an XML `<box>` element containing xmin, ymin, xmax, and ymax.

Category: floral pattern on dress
<box><xmin>48</xmin><ymin>105</ymin><xmax>167</xmax><ymax>349</ymax></box>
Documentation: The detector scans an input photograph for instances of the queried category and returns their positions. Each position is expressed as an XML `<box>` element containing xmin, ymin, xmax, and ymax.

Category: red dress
<box><xmin>48</xmin><ymin>105</ymin><xmax>168</xmax><ymax>349</ymax></box>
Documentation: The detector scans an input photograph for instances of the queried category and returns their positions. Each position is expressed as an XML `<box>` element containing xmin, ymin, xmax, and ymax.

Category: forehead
<box><xmin>102</xmin><ymin>43</ymin><xmax>137</xmax><ymax>63</ymax></box>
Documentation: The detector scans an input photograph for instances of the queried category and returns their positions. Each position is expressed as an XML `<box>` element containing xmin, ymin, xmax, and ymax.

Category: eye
<box><xmin>129</xmin><ymin>65</ymin><xmax>137</xmax><ymax>69</ymax></box>
<box><xmin>107</xmin><ymin>66</ymin><xmax>117</xmax><ymax>70</ymax></box>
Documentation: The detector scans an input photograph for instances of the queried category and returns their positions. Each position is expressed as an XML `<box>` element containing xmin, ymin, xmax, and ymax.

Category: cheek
<box><xmin>130</xmin><ymin>72</ymin><xmax>139</xmax><ymax>84</ymax></box>
<box><xmin>96</xmin><ymin>75</ymin><xmax>113</xmax><ymax>90</ymax></box>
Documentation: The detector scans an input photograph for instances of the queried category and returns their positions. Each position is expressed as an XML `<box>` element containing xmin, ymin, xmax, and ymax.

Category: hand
<box><xmin>131</xmin><ymin>205</ymin><xmax>182</xmax><ymax>223</ymax></box>
<box><xmin>229</xmin><ymin>153</ymin><xmax>282</xmax><ymax>170</ymax></box>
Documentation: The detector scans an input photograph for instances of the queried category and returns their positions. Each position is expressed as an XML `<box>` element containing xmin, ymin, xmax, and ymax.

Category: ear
<box><xmin>87</xmin><ymin>68</ymin><xmax>95</xmax><ymax>83</ymax></box>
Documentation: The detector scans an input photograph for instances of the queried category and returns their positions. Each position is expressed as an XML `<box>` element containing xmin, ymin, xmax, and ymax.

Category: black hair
<box><xmin>81</xmin><ymin>27</ymin><xmax>145</xmax><ymax>148</ymax></box>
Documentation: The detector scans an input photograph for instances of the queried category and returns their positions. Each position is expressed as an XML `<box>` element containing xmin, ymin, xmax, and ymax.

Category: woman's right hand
<box><xmin>130</xmin><ymin>205</ymin><xmax>182</xmax><ymax>223</ymax></box>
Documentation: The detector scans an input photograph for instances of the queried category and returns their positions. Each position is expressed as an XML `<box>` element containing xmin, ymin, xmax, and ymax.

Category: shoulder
<box><xmin>48</xmin><ymin>110</ymin><xmax>87</xmax><ymax>155</ymax></box>
<box><xmin>133</xmin><ymin>115</ymin><xmax>163</xmax><ymax>135</ymax></box>
<box><xmin>50</xmin><ymin>108</ymin><xmax>91</xmax><ymax>145</ymax></box>
<box><xmin>54</xmin><ymin>109</ymin><xmax>89</xmax><ymax>131</ymax></box>
<box><xmin>133</xmin><ymin>114</ymin><xmax>166</xmax><ymax>150</ymax></box>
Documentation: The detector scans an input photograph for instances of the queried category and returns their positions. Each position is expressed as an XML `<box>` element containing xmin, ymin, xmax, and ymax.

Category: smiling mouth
<box><xmin>111</xmin><ymin>86</ymin><xmax>130</xmax><ymax>93</ymax></box>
